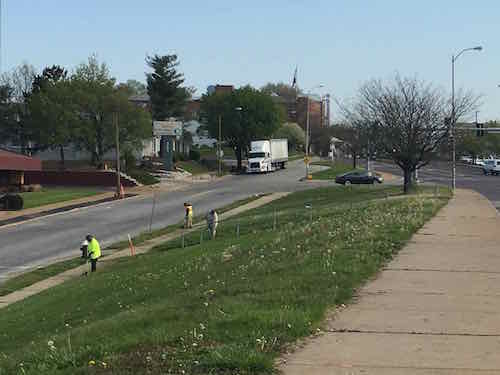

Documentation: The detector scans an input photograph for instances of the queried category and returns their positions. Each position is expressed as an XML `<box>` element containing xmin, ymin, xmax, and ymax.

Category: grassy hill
<box><xmin>0</xmin><ymin>186</ymin><xmax>450</xmax><ymax>374</ymax></box>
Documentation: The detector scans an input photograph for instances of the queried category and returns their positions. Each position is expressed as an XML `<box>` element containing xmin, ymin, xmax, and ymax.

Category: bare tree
<box><xmin>347</xmin><ymin>75</ymin><xmax>478</xmax><ymax>193</ymax></box>
<box><xmin>330</xmin><ymin>122</ymin><xmax>370</xmax><ymax>169</ymax></box>
<box><xmin>0</xmin><ymin>63</ymin><xmax>37</xmax><ymax>153</ymax></box>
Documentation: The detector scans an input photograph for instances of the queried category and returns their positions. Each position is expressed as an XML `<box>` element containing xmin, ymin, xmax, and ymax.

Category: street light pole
<box><xmin>451</xmin><ymin>46</ymin><xmax>482</xmax><ymax>191</ymax></box>
<box><xmin>304</xmin><ymin>84</ymin><xmax>324</xmax><ymax>180</ymax></box>
<box><xmin>305</xmin><ymin>96</ymin><xmax>310</xmax><ymax>179</ymax></box>
<box><xmin>218</xmin><ymin>114</ymin><xmax>222</xmax><ymax>177</ymax></box>
<box><xmin>114</xmin><ymin>111</ymin><xmax>122</xmax><ymax>199</ymax></box>
<box><xmin>451</xmin><ymin>53</ymin><xmax>456</xmax><ymax>191</ymax></box>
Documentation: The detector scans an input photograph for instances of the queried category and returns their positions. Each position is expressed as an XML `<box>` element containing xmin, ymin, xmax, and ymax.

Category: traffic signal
<box><xmin>476</xmin><ymin>123</ymin><xmax>484</xmax><ymax>137</ymax></box>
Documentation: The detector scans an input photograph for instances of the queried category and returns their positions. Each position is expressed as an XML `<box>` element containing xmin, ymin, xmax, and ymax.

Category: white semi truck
<box><xmin>247</xmin><ymin>139</ymin><xmax>288</xmax><ymax>173</ymax></box>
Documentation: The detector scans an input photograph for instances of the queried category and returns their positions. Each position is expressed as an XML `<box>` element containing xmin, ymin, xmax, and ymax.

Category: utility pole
<box><xmin>0</xmin><ymin>0</ymin><xmax>2</xmax><ymax>74</ymax></box>
<box><xmin>305</xmin><ymin>96</ymin><xmax>310</xmax><ymax>179</ymax></box>
<box><xmin>218</xmin><ymin>114</ymin><xmax>222</xmax><ymax>177</ymax></box>
<box><xmin>451</xmin><ymin>53</ymin><xmax>456</xmax><ymax>191</ymax></box>
<box><xmin>114</xmin><ymin>111</ymin><xmax>122</xmax><ymax>199</ymax></box>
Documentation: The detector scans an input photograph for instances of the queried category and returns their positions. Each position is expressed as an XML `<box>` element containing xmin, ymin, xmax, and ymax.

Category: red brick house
<box><xmin>0</xmin><ymin>149</ymin><xmax>42</xmax><ymax>190</ymax></box>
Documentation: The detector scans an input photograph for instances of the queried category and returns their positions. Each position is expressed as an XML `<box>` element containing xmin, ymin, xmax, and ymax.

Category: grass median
<box><xmin>0</xmin><ymin>185</ymin><xmax>450</xmax><ymax>374</ymax></box>
<box><xmin>20</xmin><ymin>188</ymin><xmax>102</xmax><ymax>210</ymax></box>
<box><xmin>310</xmin><ymin>160</ymin><xmax>358</xmax><ymax>180</ymax></box>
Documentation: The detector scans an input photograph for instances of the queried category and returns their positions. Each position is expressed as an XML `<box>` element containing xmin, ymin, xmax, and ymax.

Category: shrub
<box><xmin>0</xmin><ymin>194</ymin><xmax>24</xmax><ymax>210</ymax></box>
<box><xmin>173</xmin><ymin>151</ymin><xmax>187</xmax><ymax>163</ymax></box>
<box><xmin>189</xmin><ymin>149</ymin><xmax>201</xmax><ymax>161</ymax></box>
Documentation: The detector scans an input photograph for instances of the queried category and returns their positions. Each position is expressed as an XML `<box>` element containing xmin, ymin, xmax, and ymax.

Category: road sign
<box><xmin>304</xmin><ymin>156</ymin><xmax>310</xmax><ymax>164</ymax></box>
<box><xmin>153</xmin><ymin>120</ymin><xmax>182</xmax><ymax>137</ymax></box>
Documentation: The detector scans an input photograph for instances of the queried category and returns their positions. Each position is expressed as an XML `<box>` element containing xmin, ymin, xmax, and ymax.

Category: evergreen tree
<box><xmin>146</xmin><ymin>54</ymin><xmax>189</xmax><ymax>120</ymax></box>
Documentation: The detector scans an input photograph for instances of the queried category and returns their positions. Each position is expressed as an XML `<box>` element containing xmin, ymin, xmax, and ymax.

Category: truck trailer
<box><xmin>247</xmin><ymin>139</ymin><xmax>288</xmax><ymax>173</ymax></box>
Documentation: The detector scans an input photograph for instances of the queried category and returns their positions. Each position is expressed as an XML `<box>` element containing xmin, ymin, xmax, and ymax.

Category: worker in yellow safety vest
<box><xmin>184</xmin><ymin>202</ymin><xmax>193</xmax><ymax>229</ymax></box>
<box><xmin>86</xmin><ymin>234</ymin><xmax>101</xmax><ymax>272</ymax></box>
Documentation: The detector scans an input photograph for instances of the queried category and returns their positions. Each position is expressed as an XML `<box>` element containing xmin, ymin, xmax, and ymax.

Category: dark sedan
<box><xmin>335</xmin><ymin>170</ymin><xmax>384</xmax><ymax>185</ymax></box>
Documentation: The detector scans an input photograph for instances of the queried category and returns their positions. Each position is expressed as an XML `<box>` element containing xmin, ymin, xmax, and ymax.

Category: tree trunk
<box><xmin>353</xmin><ymin>153</ymin><xmax>357</xmax><ymax>169</ymax></box>
<box><xmin>97</xmin><ymin>136</ymin><xmax>104</xmax><ymax>169</ymax></box>
<box><xmin>235</xmin><ymin>145</ymin><xmax>243</xmax><ymax>171</ymax></box>
<box><xmin>403</xmin><ymin>168</ymin><xmax>413</xmax><ymax>194</ymax></box>
<box><xmin>59</xmin><ymin>144</ymin><xmax>65</xmax><ymax>171</ymax></box>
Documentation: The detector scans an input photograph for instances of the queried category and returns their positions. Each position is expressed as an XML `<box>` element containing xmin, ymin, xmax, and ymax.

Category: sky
<box><xmin>1</xmin><ymin>0</ymin><xmax>499</xmax><ymax>121</ymax></box>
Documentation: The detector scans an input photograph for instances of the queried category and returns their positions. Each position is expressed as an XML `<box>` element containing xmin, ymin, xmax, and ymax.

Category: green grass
<box><xmin>176</xmin><ymin>160</ymin><xmax>211</xmax><ymax>175</ymax></box>
<box><xmin>20</xmin><ymin>188</ymin><xmax>102</xmax><ymax>210</ymax></box>
<box><xmin>198</xmin><ymin>146</ymin><xmax>235</xmax><ymax>160</ymax></box>
<box><xmin>310</xmin><ymin>161</ymin><xmax>360</xmax><ymax>180</ymax></box>
<box><xmin>0</xmin><ymin>195</ymin><xmax>267</xmax><ymax>299</ymax></box>
<box><xmin>126</xmin><ymin>169</ymin><xmax>160</xmax><ymax>185</ymax></box>
<box><xmin>0</xmin><ymin>186</ymin><xmax>450</xmax><ymax>374</ymax></box>
<box><xmin>0</xmin><ymin>258</ymin><xmax>85</xmax><ymax>297</ymax></box>
<box><xmin>288</xmin><ymin>152</ymin><xmax>305</xmax><ymax>162</ymax></box>
<box><xmin>107</xmin><ymin>194</ymin><xmax>267</xmax><ymax>250</ymax></box>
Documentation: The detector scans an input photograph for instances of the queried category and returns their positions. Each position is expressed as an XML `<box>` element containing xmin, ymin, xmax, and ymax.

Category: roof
<box><xmin>0</xmin><ymin>149</ymin><xmax>42</xmax><ymax>171</ymax></box>
<box><xmin>129</xmin><ymin>94</ymin><xmax>150</xmax><ymax>103</ymax></box>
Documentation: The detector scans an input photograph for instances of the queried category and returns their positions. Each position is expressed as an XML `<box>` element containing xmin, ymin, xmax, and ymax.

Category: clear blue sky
<box><xmin>1</xmin><ymin>0</ymin><xmax>499</xmax><ymax>121</ymax></box>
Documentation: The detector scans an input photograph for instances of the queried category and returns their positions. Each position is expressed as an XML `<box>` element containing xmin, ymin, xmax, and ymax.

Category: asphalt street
<box><xmin>0</xmin><ymin>160</ymin><xmax>329</xmax><ymax>282</ymax></box>
<box><xmin>373</xmin><ymin>160</ymin><xmax>500</xmax><ymax>208</ymax></box>
<box><xmin>2</xmin><ymin>159</ymin><xmax>497</xmax><ymax>283</ymax></box>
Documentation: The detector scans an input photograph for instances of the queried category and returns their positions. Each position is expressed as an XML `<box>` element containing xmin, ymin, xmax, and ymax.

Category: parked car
<box><xmin>460</xmin><ymin>156</ymin><xmax>473</xmax><ymax>164</ymax></box>
<box><xmin>335</xmin><ymin>170</ymin><xmax>384</xmax><ymax>185</ymax></box>
<box><xmin>482</xmin><ymin>159</ymin><xmax>500</xmax><ymax>175</ymax></box>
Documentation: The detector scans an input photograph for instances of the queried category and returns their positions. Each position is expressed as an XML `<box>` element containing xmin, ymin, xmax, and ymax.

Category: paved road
<box><xmin>0</xmin><ymin>160</ymin><xmax>327</xmax><ymax>282</ymax></box>
<box><xmin>373</xmin><ymin>160</ymin><xmax>500</xmax><ymax>209</ymax></box>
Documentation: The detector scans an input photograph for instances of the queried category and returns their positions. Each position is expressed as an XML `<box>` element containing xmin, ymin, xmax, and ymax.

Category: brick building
<box><xmin>0</xmin><ymin>149</ymin><xmax>42</xmax><ymax>190</ymax></box>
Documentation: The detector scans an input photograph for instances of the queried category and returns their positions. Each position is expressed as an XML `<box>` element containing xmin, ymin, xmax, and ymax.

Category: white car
<box><xmin>460</xmin><ymin>156</ymin><xmax>473</xmax><ymax>163</ymax></box>
<box><xmin>483</xmin><ymin>159</ymin><xmax>500</xmax><ymax>175</ymax></box>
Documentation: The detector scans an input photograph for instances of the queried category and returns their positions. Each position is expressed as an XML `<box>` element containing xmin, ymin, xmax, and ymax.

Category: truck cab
<box><xmin>247</xmin><ymin>141</ymin><xmax>272</xmax><ymax>173</ymax></box>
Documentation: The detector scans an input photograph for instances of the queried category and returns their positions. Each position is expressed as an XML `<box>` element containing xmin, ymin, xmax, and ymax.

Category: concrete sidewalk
<box><xmin>0</xmin><ymin>192</ymin><xmax>288</xmax><ymax>310</ymax></box>
<box><xmin>280</xmin><ymin>189</ymin><xmax>500</xmax><ymax>374</ymax></box>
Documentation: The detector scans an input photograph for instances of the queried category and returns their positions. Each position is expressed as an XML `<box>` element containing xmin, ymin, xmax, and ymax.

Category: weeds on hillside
<box><xmin>0</xmin><ymin>188</ymin><xmax>448</xmax><ymax>374</ymax></box>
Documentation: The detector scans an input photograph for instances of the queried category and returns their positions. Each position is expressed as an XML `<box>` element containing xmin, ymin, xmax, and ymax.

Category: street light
<box><xmin>451</xmin><ymin>45</ymin><xmax>482</xmax><ymax>190</ymax></box>
<box><xmin>305</xmin><ymin>84</ymin><xmax>324</xmax><ymax>180</ymax></box>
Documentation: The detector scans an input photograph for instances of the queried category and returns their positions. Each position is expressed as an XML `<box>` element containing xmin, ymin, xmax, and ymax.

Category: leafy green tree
<box><xmin>71</xmin><ymin>55</ymin><xmax>152</xmax><ymax>167</ymax></box>
<box><xmin>117</xmin><ymin>79</ymin><xmax>147</xmax><ymax>97</ymax></box>
<box><xmin>32</xmin><ymin>65</ymin><xmax>68</xmax><ymax>94</ymax></box>
<box><xmin>28</xmin><ymin>80</ymin><xmax>77</xmax><ymax>169</ymax></box>
<box><xmin>146</xmin><ymin>54</ymin><xmax>189</xmax><ymax>120</ymax></box>
<box><xmin>70</xmin><ymin>55</ymin><xmax>116</xmax><ymax>166</ymax></box>
<box><xmin>110</xmin><ymin>89</ymin><xmax>153</xmax><ymax>167</ymax></box>
<box><xmin>26</xmin><ymin>65</ymin><xmax>74</xmax><ymax>168</ymax></box>
<box><xmin>273</xmin><ymin>122</ymin><xmax>305</xmax><ymax>152</ymax></box>
<box><xmin>201</xmin><ymin>86</ymin><xmax>282</xmax><ymax>170</ymax></box>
